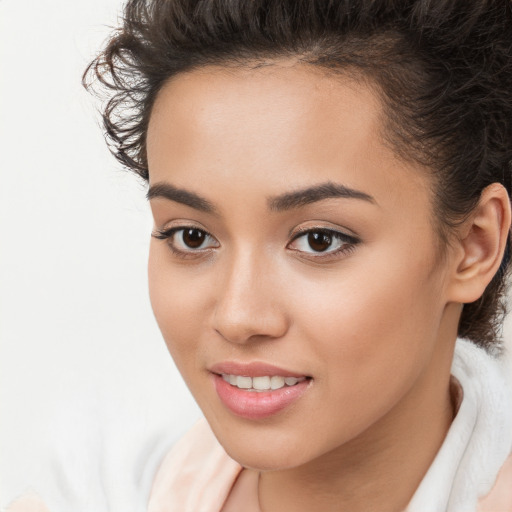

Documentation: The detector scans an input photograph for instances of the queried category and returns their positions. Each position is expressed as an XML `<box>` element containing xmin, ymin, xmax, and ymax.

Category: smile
<box><xmin>212</xmin><ymin>373</ymin><xmax>312</xmax><ymax>420</ymax></box>
<box><xmin>221</xmin><ymin>374</ymin><xmax>307</xmax><ymax>391</ymax></box>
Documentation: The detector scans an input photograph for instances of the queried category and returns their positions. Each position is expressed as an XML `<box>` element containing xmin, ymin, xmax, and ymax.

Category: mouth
<box><xmin>219</xmin><ymin>373</ymin><xmax>308</xmax><ymax>392</ymax></box>
<box><xmin>209</xmin><ymin>362</ymin><xmax>312</xmax><ymax>419</ymax></box>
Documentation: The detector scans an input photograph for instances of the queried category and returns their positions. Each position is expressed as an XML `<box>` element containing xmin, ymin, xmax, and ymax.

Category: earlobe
<box><xmin>448</xmin><ymin>183</ymin><xmax>511</xmax><ymax>304</ymax></box>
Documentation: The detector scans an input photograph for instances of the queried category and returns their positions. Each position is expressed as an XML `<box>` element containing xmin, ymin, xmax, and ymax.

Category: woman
<box><xmin>8</xmin><ymin>0</ymin><xmax>512</xmax><ymax>511</ymax></box>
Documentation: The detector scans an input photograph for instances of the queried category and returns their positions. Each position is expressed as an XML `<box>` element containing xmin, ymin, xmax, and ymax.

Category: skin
<box><xmin>146</xmin><ymin>62</ymin><xmax>510</xmax><ymax>511</ymax></box>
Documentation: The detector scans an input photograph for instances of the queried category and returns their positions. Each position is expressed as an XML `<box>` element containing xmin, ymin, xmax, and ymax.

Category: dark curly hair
<box><xmin>83</xmin><ymin>0</ymin><xmax>512</xmax><ymax>351</ymax></box>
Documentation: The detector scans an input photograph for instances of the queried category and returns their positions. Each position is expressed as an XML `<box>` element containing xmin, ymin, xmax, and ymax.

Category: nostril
<box><xmin>213</xmin><ymin>326</ymin><xmax>260</xmax><ymax>345</ymax></box>
<box><xmin>212</xmin><ymin>302</ymin><xmax>289</xmax><ymax>344</ymax></box>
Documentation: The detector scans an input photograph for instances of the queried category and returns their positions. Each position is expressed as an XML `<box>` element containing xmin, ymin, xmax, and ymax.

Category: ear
<box><xmin>447</xmin><ymin>183</ymin><xmax>511</xmax><ymax>304</ymax></box>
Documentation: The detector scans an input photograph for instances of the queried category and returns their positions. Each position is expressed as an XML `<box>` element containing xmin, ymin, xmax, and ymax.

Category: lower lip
<box><xmin>212</xmin><ymin>374</ymin><xmax>310</xmax><ymax>420</ymax></box>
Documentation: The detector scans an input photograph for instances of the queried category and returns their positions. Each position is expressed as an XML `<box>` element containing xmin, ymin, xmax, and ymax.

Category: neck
<box><xmin>257</xmin><ymin>331</ymin><xmax>457</xmax><ymax>512</ymax></box>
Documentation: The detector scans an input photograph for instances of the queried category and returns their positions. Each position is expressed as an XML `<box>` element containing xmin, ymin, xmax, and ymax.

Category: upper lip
<box><xmin>209</xmin><ymin>361</ymin><xmax>309</xmax><ymax>378</ymax></box>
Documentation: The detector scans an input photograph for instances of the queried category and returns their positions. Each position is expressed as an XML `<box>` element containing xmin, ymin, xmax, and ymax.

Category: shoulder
<box><xmin>4</xmin><ymin>493</ymin><xmax>51</xmax><ymax>512</ymax></box>
<box><xmin>147</xmin><ymin>418</ymin><xmax>242</xmax><ymax>512</ymax></box>
<box><xmin>3</xmin><ymin>391</ymin><xmax>173</xmax><ymax>512</ymax></box>
<box><xmin>477</xmin><ymin>452</ymin><xmax>512</xmax><ymax>512</ymax></box>
<box><xmin>3</xmin><ymin>419</ymin><xmax>238</xmax><ymax>512</ymax></box>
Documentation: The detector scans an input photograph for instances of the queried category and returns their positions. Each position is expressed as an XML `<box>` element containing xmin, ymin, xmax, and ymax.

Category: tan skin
<box><xmin>146</xmin><ymin>62</ymin><xmax>510</xmax><ymax>512</ymax></box>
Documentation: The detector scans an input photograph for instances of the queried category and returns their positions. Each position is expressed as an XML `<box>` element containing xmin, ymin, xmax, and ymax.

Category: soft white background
<box><xmin>1</xmin><ymin>0</ymin><xmax>511</xmax><ymax>510</ymax></box>
<box><xmin>0</xmin><ymin>0</ymin><xmax>200</xmax><ymax>508</ymax></box>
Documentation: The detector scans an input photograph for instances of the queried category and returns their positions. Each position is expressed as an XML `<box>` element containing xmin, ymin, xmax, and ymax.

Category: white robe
<box><xmin>5</xmin><ymin>339</ymin><xmax>512</xmax><ymax>512</ymax></box>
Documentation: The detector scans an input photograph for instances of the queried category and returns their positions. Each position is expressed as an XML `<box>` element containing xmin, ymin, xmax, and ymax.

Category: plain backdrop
<box><xmin>0</xmin><ymin>0</ymin><xmax>201</xmax><ymax>507</ymax></box>
<box><xmin>1</xmin><ymin>0</ymin><xmax>512</xmax><ymax>509</ymax></box>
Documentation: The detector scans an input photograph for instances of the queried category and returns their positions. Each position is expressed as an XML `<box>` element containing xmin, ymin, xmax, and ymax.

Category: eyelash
<box><xmin>288</xmin><ymin>227</ymin><xmax>359</xmax><ymax>260</ymax></box>
<box><xmin>152</xmin><ymin>226</ymin><xmax>218</xmax><ymax>260</ymax></box>
<box><xmin>152</xmin><ymin>225</ymin><xmax>360</xmax><ymax>261</ymax></box>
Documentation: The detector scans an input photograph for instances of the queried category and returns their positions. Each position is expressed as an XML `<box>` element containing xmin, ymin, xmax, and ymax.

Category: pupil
<box><xmin>183</xmin><ymin>229</ymin><xmax>205</xmax><ymax>248</ymax></box>
<box><xmin>308</xmin><ymin>232</ymin><xmax>332</xmax><ymax>252</ymax></box>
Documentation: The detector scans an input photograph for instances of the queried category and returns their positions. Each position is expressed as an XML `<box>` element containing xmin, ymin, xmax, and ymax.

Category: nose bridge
<box><xmin>212</xmin><ymin>245</ymin><xmax>288</xmax><ymax>343</ymax></box>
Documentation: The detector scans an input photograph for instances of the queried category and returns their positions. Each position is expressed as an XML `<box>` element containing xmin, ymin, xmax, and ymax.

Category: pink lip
<box><xmin>209</xmin><ymin>361</ymin><xmax>312</xmax><ymax>420</ymax></box>
<box><xmin>209</xmin><ymin>361</ymin><xmax>308</xmax><ymax>378</ymax></box>
<box><xmin>212</xmin><ymin>375</ymin><xmax>310</xmax><ymax>419</ymax></box>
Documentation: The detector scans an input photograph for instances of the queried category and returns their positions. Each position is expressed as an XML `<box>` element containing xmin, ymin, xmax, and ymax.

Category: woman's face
<box><xmin>146</xmin><ymin>63</ymin><xmax>458</xmax><ymax>470</ymax></box>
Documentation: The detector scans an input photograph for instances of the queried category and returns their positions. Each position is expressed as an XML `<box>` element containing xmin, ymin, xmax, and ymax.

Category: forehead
<box><xmin>148</xmin><ymin>62</ymin><xmax>381</xmax><ymax>166</ymax></box>
<box><xmin>146</xmin><ymin>62</ymin><xmax>432</xmax><ymax>217</ymax></box>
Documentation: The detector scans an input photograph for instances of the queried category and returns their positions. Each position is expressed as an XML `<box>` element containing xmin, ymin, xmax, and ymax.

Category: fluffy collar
<box><xmin>148</xmin><ymin>339</ymin><xmax>512</xmax><ymax>512</ymax></box>
<box><xmin>407</xmin><ymin>338</ymin><xmax>512</xmax><ymax>511</ymax></box>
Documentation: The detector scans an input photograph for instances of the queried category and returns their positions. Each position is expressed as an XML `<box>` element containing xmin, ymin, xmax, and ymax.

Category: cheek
<box><xmin>292</xmin><ymin>252</ymin><xmax>445</xmax><ymax>421</ymax></box>
<box><xmin>147</xmin><ymin>244</ymin><xmax>209</xmax><ymax>368</ymax></box>
<box><xmin>295</xmin><ymin>253</ymin><xmax>440</xmax><ymax>344</ymax></box>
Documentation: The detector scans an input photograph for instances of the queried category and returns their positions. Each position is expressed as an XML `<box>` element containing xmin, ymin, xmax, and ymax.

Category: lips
<box><xmin>209</xmin><ymin>361</ymin><xmax>308</xmax><ymax>378</ymax></box>
<box><xmin>209</xmin><ymin>361</ymin><xmax>312</xmax><ymax>419</ymax></box>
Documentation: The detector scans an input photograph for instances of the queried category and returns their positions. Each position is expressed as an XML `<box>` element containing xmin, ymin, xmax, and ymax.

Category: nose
<box><xmin>211</xmin><ymin>251</ymin><xmax>289</xmax><ymax>345</ymax></box>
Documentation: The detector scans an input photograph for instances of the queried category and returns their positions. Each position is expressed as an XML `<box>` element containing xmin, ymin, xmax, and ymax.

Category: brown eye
<box><xmin>152</xmin><ymin>226</ymin><xmax>219</xmax><ymax>256</ymax></box>
<box><xmin>182</xmin><ymin>228</ymin><xmax>206</xmax><ymax>248</ymax></box>
<box><xmin>287</xmin><ymin>228</ymin><xmax>359</xmax><ymax>258</ymax></box>
<box><xmin>307</xmin><ymin>231</ymin><xmax>332</xmax><ymax>252</ymax></box>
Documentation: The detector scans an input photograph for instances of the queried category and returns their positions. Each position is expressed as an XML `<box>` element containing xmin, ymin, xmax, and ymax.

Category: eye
<box><xmin>152</xmin><ymin>226</ymin><xmax>219</xmax><ymax>256</ymax></box>
<box><xmin>287</xmin><ymin>228</ymin><xmax>358</xmax><ymax>257</ymax></box>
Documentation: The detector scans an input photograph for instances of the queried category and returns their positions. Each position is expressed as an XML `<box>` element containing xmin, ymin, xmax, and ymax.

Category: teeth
<box><xmin>253</xmin><ymin>376</ymin><xmax>271</xmax><ymax>390</ymax></box>
<box><xmin>237</xmin><ymin>376</ymin><xmax>252</xmax><ymax>389</ymax></box>
<box><xmin>221</xmin><ymin>374</ymin><xmax>306</xmax><ymax>391</ymax></box>
<box><xmin>270</xmin><ymin>376</ymin><xmax>285</xmax><ymax>390</ymax></box>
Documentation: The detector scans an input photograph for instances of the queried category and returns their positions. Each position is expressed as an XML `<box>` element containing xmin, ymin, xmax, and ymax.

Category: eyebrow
<box><xmin>147</xmin><ymin>180</ymin><xmax>375</xmax><ymax>213</ymax></box>
<box><xmin>267</xmin><ymin>182</ymin><xmax>375</xmax><ymax>211</ymax></box>
<box><xmin>147</xmin><ymin>182</ymin><xmax>218</xmax><ymax>214</ymax></box>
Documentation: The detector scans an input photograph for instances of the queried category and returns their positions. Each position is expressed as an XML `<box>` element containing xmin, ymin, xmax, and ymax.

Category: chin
<box><xmin>222</xmin><ymin>441</ymin><xmax>307</xmax><ymax>471</ymax></box>
<box><xmin>206</xmin><ymin>417</ymin><xmax>324</xmax><ymax>471</ymax></box>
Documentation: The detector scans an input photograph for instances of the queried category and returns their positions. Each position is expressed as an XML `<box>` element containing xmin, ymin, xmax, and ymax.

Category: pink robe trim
<box><xmin>146</xmin><ymin>419</ymin><xmax>242</xmax><ymax>512</ymax></box>
<box><xmin>146</xmin><ymin>418</ymin><xmax>512</xmax><ymax>512</ymax></box>
<box><xmin>5</xmin><ymin>420</ymin><xmax>511</xmax><ymax>512</ymax></box>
